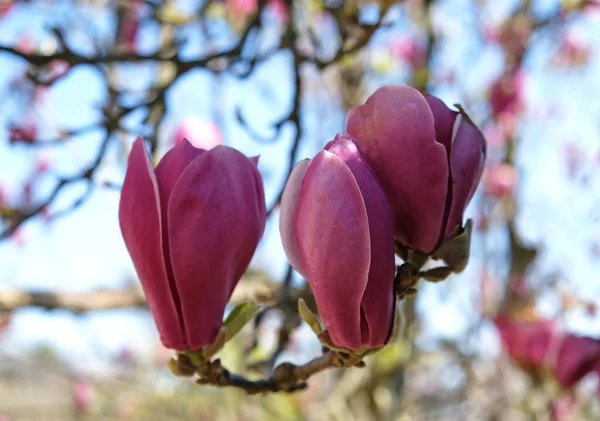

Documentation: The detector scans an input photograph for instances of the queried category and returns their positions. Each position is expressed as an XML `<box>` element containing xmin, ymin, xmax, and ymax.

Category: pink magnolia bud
<box><xmin>484</xmin><ymin>163</ymin><xmax>517</xmax><ymax>199</ymax></box>
<box><xmin>494</xmin><ymin>314</ymin><xmax>558</xmax><ymax>371</ymax></box>
<box><xmin>553</xmin><ymin>334</ymin><xmax>600</xmax><ymax>388</ymax></box>
<box><xmin>280</xmin><ymin>136</ymin><xmax>395</xmax><ymax>350</ymax></box>
<box><xmin>72</xmin><ymin>379</ymin><xmax>95</xmax><ymax>414</ymax></box>
<box><xmin>172</xmin><ymin>117</ymin><xmax>222</xmax><ymax>149</ymax></box>
<box><xmin>345</xmin><ymin>85</ymin><xmax>486</xmax><ymax>254</ymax></box>
<box><xmin>119</xmin><ymin>138</ymin><xmax>266</xmax><ymax>350</ymax></box>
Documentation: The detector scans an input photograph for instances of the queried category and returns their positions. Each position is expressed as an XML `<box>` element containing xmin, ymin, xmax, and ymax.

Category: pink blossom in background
<box><xmin>118</xmin><ymin>1</ymin><xmax>142</xmax><ymax>53</ymax></box>
<box><xmin>280</xmin><ymin>136</ymin><xmax>395</xmax><ymax>350</ymax></box>
<box><xmin>9</xmin><ymin>121</ymin><xmax>37</xmax><ymax>144</ymax></box>
<box><xmin>0</xmin><ymin>1</ymin><xmax>13</xmax><ymax>18</ymax></box>
<box><xmin>0</xmin><ymin>312</ymin><xmax>10</xmax><ymax>338</ymax></box>
<box><xmin>9</xmin><ymin>228</ymin><xmax>26</xmax><ymax>246</ymax></box>
<box><xmin>483</xmin><ymin>124</ymin><xmax>508</xmax><ymax>148</ymax></box>
<box><xmin>72</xmin><ymin>379</ymin><xmax>95</xmax><ymax>414</ymax></box>
<box><xmin>226</xmin><ymin>0</ymin><xmax>257</xmax><ymax>16</ymax></box>
<box><xmin>494</xmin><ymin>314</ymin><xmax>559</xmax><ymax>372</ymax></box>
<box><xmin>553</xmin><ymin>334</ymin><xmax>600</xmax><ymax>388</ymax></box>
<box><xmin>172</xmin><ymin>117</ymin><xmax>223</xmax><ymax>149</ymax></box>
<box><xmin>484</xmin><ymin>163</ymin><xmax>517</xmax><ymax>199</ymax></box>
<box><xmin>550</xmin><ymin>396</ymin><xmax>574</xmax><ymax>421</ymax></box>
<box><xmin>119</xmin><ymin>138</ymin><xmax>266</xmax><ymax>350</ymax></box>
<box><xmin>346</xmin><ymin>85</ymin><xmax>486</xmax><ymax>254</ymax></box>
<box><xmin>495</xmin><ymin>314</ymin><xmax>600</xmax><ymax>389</ymax></box>
<box><xmin>389</xmin><ymin>35</ymin><xmax>427</xmax><ymax>70</ymax></box>
<box><xmin>15</xmin><ymin>33</ymin><xmax>35</xmax><ymax>54</ymax></box>
<box><xmin>554</xmin><ymin>28</ymin><xmax>591</xmax><ymax>66</ymax></box>
<box><xmin>489</xmin><ymin>70</ymin><xmax>526</xmax><ymax>119</ymax></box>
<box><xmin>267</xmin><ymin>0</ymin><xmax>288</xmax><ymax>24</ymax></box>
<box><xmin>36</xmin><ymin>153</ymin><xmax>51</xmax><ymax>173</ymax></box>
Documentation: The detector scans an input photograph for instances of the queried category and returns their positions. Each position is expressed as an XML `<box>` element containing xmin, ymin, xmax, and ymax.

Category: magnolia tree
<box><xmin>0</xmin><ymin>0</ymin><xmax>599</xmax><ymax>420</ymax></box>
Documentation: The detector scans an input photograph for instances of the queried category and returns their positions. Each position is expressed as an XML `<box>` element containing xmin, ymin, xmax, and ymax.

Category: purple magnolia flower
<box><xmin>119</xmin><ymin>137</ymin><xmax>266</xmax><ymax>350</ymax></box>
<box><xmin>280</xmin><ymin>136</ymin><xmax>395</xmax><ymax>350</ymax></box>
<box><xmin>346</xmin><ymin>85</ymin><xmax>486</xmax><ymax>254</ymax></box>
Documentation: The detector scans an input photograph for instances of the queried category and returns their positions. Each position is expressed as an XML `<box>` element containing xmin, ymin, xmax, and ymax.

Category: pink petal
<box><xmin>296</xmin><ymin>150</ymin><xmax>371</xmax><ymax>350</ymax></box>
<box><xmin>167</xmin><ymin>145</ymin><xmax>266</xmax><ymax>349</ymax></box>
<box><xmin>119</xmin><ymin>137</ymin><xmax>185</xmax><ymax>349</ymax></box>
<box><xmin>424</xmin><ymin>94</ymin><xmax>457</xmax><ymax>155</ymax></box>
<box><xmin>346</xmin><ymin>85</ymin><xmax>449</xmax><ymax>253</ymax></box>
<box><xmin>443</xmin><ymin>115</ymin><xmax>487</xmax><ymax>238</ymax></box>
<box><xmin>554</xmin><ymin>335</ymin><xmax>600</xmax><ymax>388</ymax></box>
<box><xmin>155</xmin><ymin>140</ymin><xmax>206</xmax><ymax>204</ymax></box>
<box><xmin>328</xmin><ymin>138</ymin><xmax>395</xmax><ymax>347</ymax></box>
<box><xmin>279</xmin><ymin>159</ymin><xmax>310</xmax><ymax>276</ymax></box>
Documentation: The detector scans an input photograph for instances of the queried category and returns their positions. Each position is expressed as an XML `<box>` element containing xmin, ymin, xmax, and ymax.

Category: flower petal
<box><xmin>346</xmin><ymin>85</ymin><xmax>449</xmax><ymax>253</ymax></box>
<box><xmin>279</xmin><ymin>159</ymin><xmax>310</xmax><ymax>276</ymax></box>
<box><xmin>443</xmin><ymin>114</ymin><xmax>486</xmax><ymax>238</ymax></box>
<box><xmin>167</xmin><ymin>145</ymin><xmax>265</xmax><ymax>349</ymax></box>
<box><xmin>119</xmin><ymin>137</ymin><xmax>185</xmax><ymax>349</ymax></box>
<box><xmin>296</xmin><ymin>150</ymin><xmax>371</xmax><ymax>350</ymax></box>
<box><xmin>155</xmin><ymin>139</ymin><xmax>206</xmax><ymax>211</ymax></box>
<box><xmin>328</xmin><ymin>138</ymin><xmax>395</xmax><ymax>348</ymax></box>
<box><xmin>554</xmin><ymin>335</ymin><xmax>600</xmax><ymax>388</ymax></box>
<box><xmin>424</xmin><ymin>94</ymin><xmax>457</xmax><ymax>156</ymax></box>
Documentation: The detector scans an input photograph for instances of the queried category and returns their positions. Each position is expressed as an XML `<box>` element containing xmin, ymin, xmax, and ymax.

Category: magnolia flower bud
<box><xmin>346</xmin><ymin>85</ymin><xmax>486</xmax><ymax>256</ymax></box>
<box><xmin>280</xmin><ymin>136</ymin><xmax>395</xmax><ymax>350</ymax></box>
<box><xmin>119</xmin><ymin>137</ymin><xmax>266</xmax><ymax>350</ymax></box>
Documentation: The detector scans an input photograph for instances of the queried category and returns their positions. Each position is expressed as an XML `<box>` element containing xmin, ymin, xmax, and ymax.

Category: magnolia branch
<box><xmin>177</xmin><ymin>349</ymin><xmax>363</xmax><ymax>394</ymax></box>
<box><xmin>0</xmin><ymin>272</ymin><xmax>309</xmax><ymax>313</ymax></box>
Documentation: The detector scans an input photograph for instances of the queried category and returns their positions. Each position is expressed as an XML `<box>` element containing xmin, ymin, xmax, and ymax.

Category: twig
<box><xmin>0</xmin><ymin>272</ymin><xmax>307</xmax><ymax>313</ymax></box>
<box><xmin>188</xmin><ymin>350</ymin><xmax>358</xmax><ymax>394</ymax></box>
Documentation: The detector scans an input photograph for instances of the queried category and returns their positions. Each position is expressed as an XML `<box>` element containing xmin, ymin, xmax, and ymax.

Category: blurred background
<box><xmin>0</xmin><ymin>0</ymin><xmax>599</xmax><ymax>420</ymax></box>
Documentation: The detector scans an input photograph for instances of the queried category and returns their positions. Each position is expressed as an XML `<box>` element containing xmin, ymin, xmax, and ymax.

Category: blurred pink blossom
<box><xmin>172</xmin><ymin>117</ymin><xmax>223</xmax><ymax>149</ymax></box>
<box><xmin>10</xmin><ymin>229</ymin><xmax>26</xmax><ymax>247</ymax></box>
<box><xmin>9</xmin><ymin>121</ymin><xmax>37</xmax><ymax>144</ymax></box>
<box><xmin>0</xmin><ymin>1</ymin><xmax>14</xmax><ymax>18</ymax></box>
<box><xmin>389</xmin><ymin>35</ymin><xmax>427</xmax><ymax>70</ymax></box>
<box><xmin>554</xmin><ymin>29</ymin><xmax>591</xmax><ymax>67</ymax></box>
<box><xmin>15</xmin><ymin>33</ymin><xmax>35</xmax><ymax>54</ymax></box>
<box><xmin>118</xmin><ymin>1</ymin><xmax>142</xmax><ymax>53</ymax></box>
<box><xmin>489</xmin><ymin>70</ymin><xmax>526</xmax><ymax>119</ymax></box>
<box><xmin>494</xmin><ymin>313</ymin><xmax>558</xmax><ymax>372</ymax></box>
<box><xmin>267</xmin><ymin>0</ymin><xmax>287</xmax><ymax>24</ymax></box>
<box><xmin>483</xmin><ymin>125</ymin><xmax>508</xmax><ymax>148</ymax></box>
<box><xmin>227</xmin><ymin>0</ymin><xmax>257</xmax><ymax>15</ymax></box>
<box><xmin>495</xmin><ymin>314</ymin><xmax>600</xmax><ymax>389</ymax></box>
<box><xmin>72</xmin><ymin>379</ymin><xmax>95</xmax><ymax>414</ymax></box>
<box><xmin>484</xmin><ymin>163</ymin><xmax>517</xmax><ymax>199</ymax></box>
<box><xmin>36</xmin><ymin>154</ymin><xmax>51</xmax><ymax>173</ymax></box>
